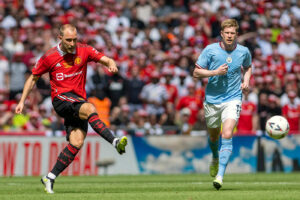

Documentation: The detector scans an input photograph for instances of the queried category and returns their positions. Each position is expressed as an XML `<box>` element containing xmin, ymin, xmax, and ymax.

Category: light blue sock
<box><xmin>217</xmin><ymin>138</ymin><xmax>233</xmax><ymax>178</ymax></box>
<box><xmin>208</xmin><ymin>137</ymin><xmax>219</xmax><ymax>159</ymax></box>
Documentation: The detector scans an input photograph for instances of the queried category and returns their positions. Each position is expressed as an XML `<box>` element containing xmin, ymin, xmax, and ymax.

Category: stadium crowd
<box><xmin>0</xmin><ymin>0</ymin><xmax>300</xmax><ymax>136</ymax></box>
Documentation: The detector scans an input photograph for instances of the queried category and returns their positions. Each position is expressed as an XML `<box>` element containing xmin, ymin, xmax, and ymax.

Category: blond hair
<box><xmin>221</xmin><ymin>19</ymin><xmax>239</xmax><ymax>32</ymax></box>
<box><xmin>59</xmin><ymin>24</ymin><xmax>77</xmax><ymax>37</ymax></box>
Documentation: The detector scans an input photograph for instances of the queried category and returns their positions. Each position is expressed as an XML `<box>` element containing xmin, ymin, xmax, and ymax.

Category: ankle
<box><xmin>112</xmin><ymin>138</ymin><xmax>119</xmax><ymax>147</ymax></box>
<box><xmin>47</xmin><ymin>172</ymin><xmax>56</xmax><ymax>180</ymax></box>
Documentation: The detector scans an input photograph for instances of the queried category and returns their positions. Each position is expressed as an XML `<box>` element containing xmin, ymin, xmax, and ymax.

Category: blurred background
<box><xmin>0</xmin><ymin>0</ymin><xmax>300</xmax><ymax>176</ymax></box>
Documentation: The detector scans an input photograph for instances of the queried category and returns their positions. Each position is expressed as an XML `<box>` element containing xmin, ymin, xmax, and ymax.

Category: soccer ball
<box><xmin>265</xmin><ymin>115</ymin><xmax>289</xmax><ymax>139</ymax></box>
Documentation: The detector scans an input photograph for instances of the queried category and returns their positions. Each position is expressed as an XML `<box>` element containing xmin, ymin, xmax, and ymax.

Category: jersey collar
<box><xmin>57</xmin><ymin>43</ymin><xmax>76</xmax><ymax>56</ymax></box>
<box><xmin>219</xmin><ymin>41</ymin><xmax>237</xmax><ymax>52</ymax></box>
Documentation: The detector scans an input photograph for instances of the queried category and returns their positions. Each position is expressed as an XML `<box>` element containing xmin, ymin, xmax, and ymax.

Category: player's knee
<box><xmin>79</xmin><ymin>103</ymin><xmax>97</xmax><ymax>119</ymax></box>
<box><xmin>71</xmin><ymin>139</ymin><xmax>84</xmax><ymax>149</ymax></box>
<box><xmin>222</xmin><ymin>131</ymin><xmax>232</xmax><ymax>139</ymax></box>
<box><xmin>84</xmin><ymin>103</ymin><xmax>97</xmax><ymax>114</ymax></box>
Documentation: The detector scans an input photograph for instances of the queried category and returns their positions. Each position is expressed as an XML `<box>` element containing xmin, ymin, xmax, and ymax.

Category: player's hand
<box><xmin>241</xmin><ymin>82</ymin><xmax>249</xmax><ymax>93</ymax></box>
<box><xmin>217</xmin><ymin>63</ymin><xmax>228</xmax><ymax>75</ymax></box>
<box><xmin>15</xmin><ymin>102</ymin><xmax>24</xmax><ymax>114</ymax></box>
<box><xmin>108</xmin><ymin>65</ymin><xmax>118</xmax><ymax>73</ymax></box>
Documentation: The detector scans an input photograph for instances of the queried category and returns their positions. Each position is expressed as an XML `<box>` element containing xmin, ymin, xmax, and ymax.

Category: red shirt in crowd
<box><xmin>164</xmin><ymin>84</ymin><xmax>178</xmax><ymax>104</ymax></box>
<box><xmin>282</xmin><ymin>104</ymin><xmax>300</xmax><ymax>133</ymax></box>
<box><xmin>237</xmin><ymin>101</ymin><xmax>257</xmax><ymax>134</ymax></box>
<box><xmin>32</xmin><ymin>43</ymin><xmax>104</xmax><ymax>100</ymax></box>
<box><xmin>176</xmin><ymin>96</ymin><xmax>203</xmax><ymax>125</ymax></box>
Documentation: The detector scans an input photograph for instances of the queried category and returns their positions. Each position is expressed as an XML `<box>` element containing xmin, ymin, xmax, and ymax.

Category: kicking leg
<box><xmin>79</xmin><ymin>103</ymin><xmax>127</xmax><ymax>154</ymax></box>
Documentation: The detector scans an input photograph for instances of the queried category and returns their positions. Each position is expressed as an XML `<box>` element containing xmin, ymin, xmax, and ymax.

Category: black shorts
<box><xmin>52</xmin><ymin>92</ymin><xmax>88</xmax><ymax>141</ymax></box>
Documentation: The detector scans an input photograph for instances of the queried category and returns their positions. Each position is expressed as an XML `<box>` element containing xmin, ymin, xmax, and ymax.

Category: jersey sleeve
<box><xmin>195</xmin><ymin>47</ymin><xmax>210</xmax><ymax>69</ymax></box>
<box><xmin>31</xmin><ymin>56</ymin><xmax>50</xmax><ymax>76</ymax></box>
<box><xmin>86</xmin><ymin>45</ymin><xmax>104</xmax><ymax>62</ymax></box>
<box><xmin>243</xmin><ymin>48</ymin><xmax>252</xmax><ymax>68</ymax></box>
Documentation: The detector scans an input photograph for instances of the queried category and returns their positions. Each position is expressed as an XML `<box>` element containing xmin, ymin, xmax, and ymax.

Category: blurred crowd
<box><xmin>0</xmin><ymin>0</ymin><xmax>300</xmax><ymax>136</ymax></box>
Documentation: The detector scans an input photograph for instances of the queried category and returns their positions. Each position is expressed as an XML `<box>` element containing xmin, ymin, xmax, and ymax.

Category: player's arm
<box><xmin>193</xmin><ymin>64</ymin><xmax>228</xmax><ymax>79</ymax></box>
<box><xmin>241</xmin><ymin>66</ymin><xmax>252</xmax><ymax>92</ymax></box>
<box><xmin>98</xmin><ymin>56</ymin><xmax>118</xmax><ymax>73</ymax></box>
<box><xmin>15</xmin><ymin>74</ymin><xmax>39</xmax><ymax>114</ymax></box>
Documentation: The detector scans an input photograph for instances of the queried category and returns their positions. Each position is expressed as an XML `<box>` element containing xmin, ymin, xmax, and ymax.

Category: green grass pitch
<box><xmin>1</xmin><ymin>173</ymin><xmax>300</xmax><ymax>200</ymax></box>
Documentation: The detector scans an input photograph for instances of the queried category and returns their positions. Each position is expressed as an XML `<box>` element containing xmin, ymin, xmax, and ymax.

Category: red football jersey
<box><xmin>164</xmin><ymin>84</ymin><xmax>178</xmax><ymax>103</ymax></box>
<box><xmin>237</xmin><ymin>101</ymin><xmax>257</xmax><ymax>134</ymax></box>
<box><xmin>176</xmin><ymin>96</ymin><xmax>203</xmax><ymax>125</ymax></box>
<box><xmin>32</xmin><ymin>43</ymin><xmax>104</xmax><ymax>100</ymax></box>
<box><xmin>282</xmin><ymin>104</ymin><xmax>300</xmax><ymax>133</ymax></box>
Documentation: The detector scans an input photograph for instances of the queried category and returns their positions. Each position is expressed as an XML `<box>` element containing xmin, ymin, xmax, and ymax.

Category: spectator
<box><xmin>88</xmin><ymin>90</ymin><xmax>112</xmax><ymax>127</ymax></box>
<box><xmin>9</xmin><ymin>53</ymin><xmax>28</xmax><ymax>100</ymax></box>
<box><xmin>257</xmin><ymin>29</ymin><xmax>273</xmax><ymax>56</ymax></box>
<box><xmin>192</xmin><ymin>109</ymin><xmax>207</xmax><ymax>136</ymax></box>
<box><xmin>277</xmin><ymin>30</ymin><xmax>299</xmax><ymax>71</ymax></box>
<box><xmin>0</xmin><ymin>47</ymin><xmax>9</xmax><ymax>90</ymax></box>
<box><xmin>176</xmin><ymin>107</ymin><xmax>192</xmax><ymax>135</ymax></box>
<box><xmin>140</xmin><ymin>71</ymin><xmax>168</xmax><ymax>117</ymax></box>
<box><xmin>267</xmin><ymin>94</ymin><xmax>282</xmax><ymax>118</ymax></box>
<box><xmin>176</xmin><ymin>83</ymin><xmax>203</xmax><ymax>126</ymax></box>
<box><xmin>124</xmin><ymin>66</ymin><xmax>144</xmax><ymax>112</ymax></box>
<box><xmin>107</xmin><ymin>70</ymin><xmax>126</xmax><ymax>108</ymax></box>
<box><xmin>257</xmin><ymin>92</ymin><xmax>269</xmax><ymax>133</ymax></box>
<box><xmin>3</xmin><ymin>28</ymin><xmax>24</xmax><ymax>59</ymax></box>
<box><xmin>237</xmin><ymin>90</ymin><xmax>258</xmax><ymax>135</ymax></box>
<box><xmin>162</xmin><ymin>67</ymin><xmax>178</xmax><ymax>104</ymax></box>
<box><xmin>106</xmin><ymin>5</ymin><xmax>130</xmax><ymax>34</ymax></box>
<box><xmin>282</xmin><ymin>91</ymin><xmax>300</xmax><ymax>134</ymax></box>
<box><xmin>24</xmin><ymin>111</ymin><xmax>46</xmax><ymax>131</ymax></box>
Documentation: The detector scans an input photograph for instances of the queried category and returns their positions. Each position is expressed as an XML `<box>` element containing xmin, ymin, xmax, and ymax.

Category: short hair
<box><xmin>59</xmin><ymin>24</ymin><xmax>77</xmax><ymax>37</ymax></box>
<box><xmin>221</xmin><ymin>19</ymin><xmax>239</xmax><ymax>32</ymax></box>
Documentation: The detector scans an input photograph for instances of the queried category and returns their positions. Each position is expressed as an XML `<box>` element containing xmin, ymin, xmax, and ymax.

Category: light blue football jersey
<box><xmin>196</xmin><ymin>42</ymin><xmax>252</xmax><ymax>104</ymax></box>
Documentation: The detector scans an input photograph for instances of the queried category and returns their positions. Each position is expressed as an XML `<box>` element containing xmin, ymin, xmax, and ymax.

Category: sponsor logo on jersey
<box><xmin>55</xmin><ymin>63</ymin><xmax>61</xmax><ymax>67</ymax></box>
<box><xmin>56</xmin><ymin>73</ymin><xmax>64</xmax><ymax>81</ymax></box>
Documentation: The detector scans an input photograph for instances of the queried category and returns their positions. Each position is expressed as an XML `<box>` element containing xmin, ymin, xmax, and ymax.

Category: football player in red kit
<box><xmin>15</xmin><ymin>24</ymin><xmax>127</xmax><ymax>194</ymax></box>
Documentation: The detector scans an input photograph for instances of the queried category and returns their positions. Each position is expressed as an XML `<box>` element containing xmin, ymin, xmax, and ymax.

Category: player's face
<box><xmin>60</xmin><ymin>29</ymin><xmax>77</xmax><ymax>54</ymax></box>
<box><xmin>221</xmin><ymin>27</ymin><xmax>237</xmax><ymax>46</ymax></box>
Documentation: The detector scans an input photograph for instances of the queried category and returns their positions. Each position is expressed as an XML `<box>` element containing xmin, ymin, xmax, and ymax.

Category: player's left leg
<box><xmin>213</xmin><ymin>100</ymin><xmax>241</xmax><ymax>190</ymax></box>
<box><xmin>213</xmin><ymin>119</ymin><xmax>236</xmax><ymax>190</ymax></box>
<box><xmin>78</xmin><ymin>102</ymin><xmax>127</xmax><ymax>154</ymax></box>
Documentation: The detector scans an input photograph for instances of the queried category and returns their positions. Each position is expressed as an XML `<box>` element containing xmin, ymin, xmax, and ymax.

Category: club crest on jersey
<box><xmin>226</xmin><ymin>56</ymin><xmax>232</xmax><ymax>63</ymax></box>
<box><xmin>74</xmin><ymin>57</ymin><xmax>82</xmax><ymax>65</ymax></box>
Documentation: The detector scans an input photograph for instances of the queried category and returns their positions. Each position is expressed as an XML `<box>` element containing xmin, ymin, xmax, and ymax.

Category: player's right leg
<box><xmin>41</xmin><ymin>128</ymin><xmax>86</xmax><ymax>194</ymax></box>
<box><xmin>208</xmin><ymin>127</ymin><xmax>221</xmax><ymax>177</ymax></box>
<box><xmin>204</xmin><ymin>103</ymin><xmax>222</xmax><ymax>178</ymax></box>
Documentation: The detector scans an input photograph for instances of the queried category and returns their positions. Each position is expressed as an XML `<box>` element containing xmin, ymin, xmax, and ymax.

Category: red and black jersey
<box><xmin>32</xmin><ymin>43</ymin><xmax>104</xmax><ymax>100</ymax></box>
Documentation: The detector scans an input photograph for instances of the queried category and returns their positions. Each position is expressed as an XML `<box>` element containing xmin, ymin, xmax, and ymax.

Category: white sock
<box><xmin>112</xmin><ymin>138</ymin><xmax>119</xmax><ymax>147</ymax></box>
<box><xmin>47</xmin><ymin>172</ymin><xmax>56</xmax><ymax>180</ymax></box>
<box><xmin>216</xmin><ymin>175</ymin><xmax>223</xmax><ymax>182</ymax></box>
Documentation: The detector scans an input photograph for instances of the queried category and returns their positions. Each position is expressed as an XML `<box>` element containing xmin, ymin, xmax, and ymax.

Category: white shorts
<box><xmin>204</xmin><ymin>99</ymin><xmax>242</xmax><ymax>128</ymax></box>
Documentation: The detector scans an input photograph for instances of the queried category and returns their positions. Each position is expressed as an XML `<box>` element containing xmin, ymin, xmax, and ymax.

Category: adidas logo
<box><xmin>55</xmin><ymin>63</ymin><xmax>61</xmax><ymax>67</ymax></box>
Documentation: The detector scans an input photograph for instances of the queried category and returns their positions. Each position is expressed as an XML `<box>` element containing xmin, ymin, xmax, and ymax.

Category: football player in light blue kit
<box><xmin>193</xmin><ymin>19</ymin><xmax>252</xmax><ymax>190</ymax></box>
